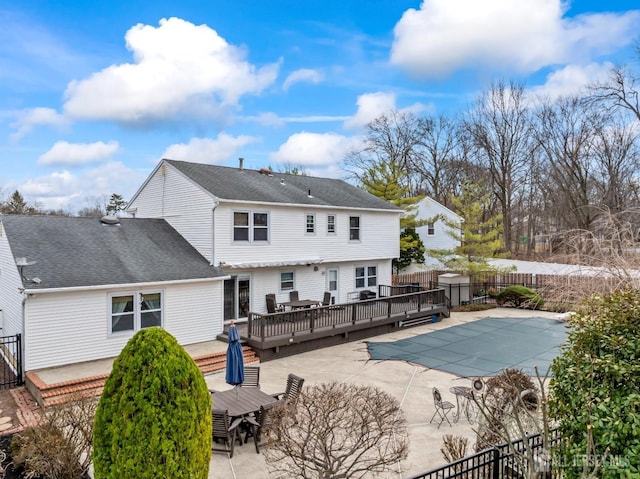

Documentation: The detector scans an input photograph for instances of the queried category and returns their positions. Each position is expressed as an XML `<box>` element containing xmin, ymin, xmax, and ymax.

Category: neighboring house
<box><xmin>0</xmin><ymin>215</ymin><xmax>226</xmax><ymax>370</ymax></box>
<box><xmin>128</xmin><ymin>159</ymin><xmax>403</xmax><ymax>323</ymax></box>
<box><xmin>415</xmin><ymin>196</ymin><xmax>462</xmax><ymax>264</ymax></box>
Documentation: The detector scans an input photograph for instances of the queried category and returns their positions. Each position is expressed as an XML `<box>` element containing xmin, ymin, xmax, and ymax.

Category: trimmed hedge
<box><xmin>93</xmin><ymin>328</ymin><xmax>211</xmax><ymax>479</ymax></box>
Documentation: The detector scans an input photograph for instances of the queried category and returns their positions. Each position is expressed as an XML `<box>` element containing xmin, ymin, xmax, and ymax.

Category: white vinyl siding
<box><xmin>0</xmin><ymin>229</ymin><xmax>25</xmax><ymax>337</ymax></box>
<box><xmin>23</xmin><ymin>280</ymin><xmax>224</xmax><ymax>371</ymax></box>
<box><xmin>128</xmin><ymin>163</ymin><xmax>216</xmax><ymax>262</ymax></box>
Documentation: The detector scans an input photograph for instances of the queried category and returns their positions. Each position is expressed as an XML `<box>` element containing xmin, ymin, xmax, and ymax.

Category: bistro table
<box><xmin>449</xmin><ymin>386</ymin><xmax>475</xmax><ymax>424</ymax></box>
<box><xmin>211</xmin><ymin>386</ymin><xmax>279</xmax><ymax>418</ymax></box>
<box><xmin>279</xmin><ymin>299</ymin><xmax>321</xmax><ymax>310</ymax></box>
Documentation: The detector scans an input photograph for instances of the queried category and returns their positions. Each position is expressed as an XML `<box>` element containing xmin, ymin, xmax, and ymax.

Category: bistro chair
<box><xmin>211</xmin><ymin>409</ymin><xmax>244</xmax><ymax>458</ymax></box>
<box><xmin>430</xmin><ymin>387</ymin><xmax>455</xmax><ymax>429</ymax></box>
<box><xmin>321</xmin><ymin>291</ymin><xmax>332</xmax><ymax>306</ymax></box>
<box><xmin>244</xmin><ymin>403</ymin><xmax>275</xmax><ymax>453</ymax></box>
<box><xmin>272</xmin><ymin>373</ymin><xmax>305</xmax><ymax>406</ymax></box>
<box><xmin>289</xmin><ymin>290</ymin><xmax>299</xmax><ymax>302</ymax></box>
<box><xmin>242</xmin><ymin>365</ymin><xmax>261</xmax><ymax>388</ymax></box>
<box><xmin>265</xmin><ymin>294</ymin><xmax>283</xmax><ymax>313</ymax></box>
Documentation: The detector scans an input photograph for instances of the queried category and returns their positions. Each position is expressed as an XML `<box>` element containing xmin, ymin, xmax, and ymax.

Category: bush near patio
<box><xmin>550</xmin><ymin>290</ymin><xmax>640</xmax><ymax>478</ymax></box>
<box><xmin>93</xmin><ymin>327</ymin><xmax>212</xmax><ymax>479</ymax></box>
<box><xmin>492</xmin><ymin>285</ymin><xmax>544</xmax><ymax>309</ymax></box>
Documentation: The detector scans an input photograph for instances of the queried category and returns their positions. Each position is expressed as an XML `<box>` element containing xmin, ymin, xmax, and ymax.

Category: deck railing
<box><xmin>247</xmin><ymin>288</ymin><xmax>447</xmax><ymax>343</ymax></box>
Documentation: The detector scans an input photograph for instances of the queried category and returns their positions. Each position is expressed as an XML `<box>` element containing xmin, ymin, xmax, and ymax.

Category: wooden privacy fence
<box><xmin>394</xmin><ymin>271</ymin><xmax>623</xmax><ymax>304</ymax></box>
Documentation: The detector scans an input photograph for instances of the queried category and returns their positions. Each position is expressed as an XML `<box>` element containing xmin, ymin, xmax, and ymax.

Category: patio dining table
<box><xmin>279</xmin><ymin>299</ymin><xmax>321</xmax><ymax>310</ymax></box>
<box><xmin>211</xmin><ymin>387</ymin><xmax>279</xmax><ymax>418</ymax></box>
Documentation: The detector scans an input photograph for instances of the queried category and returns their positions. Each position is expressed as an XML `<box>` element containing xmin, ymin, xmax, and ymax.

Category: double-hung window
<box><xmin>111</xmin><ymin>291</ymin><xmax>163</xmax><ymax>334</ymax></box>
<box><xmin>306</xmin><ymin>214</ymin><xmax>315</xmax><ymax>234</ymax></box>
<box><xmin>349</xmin><ymin>216</ymin><xmax>360</xmax><ymax>241</ymax></box>
<box><xmin>234</xmin><ymin>211</ymin><xmax>269</xmax><ymax>242</ymax></box>
<box><xmin>327</xmin><ymin>215</ymin><xmax>336</xmax><ymax>234</ymax></box>
<box><xmin>280</xmin><ymin>271</ymin><xmax>294</xmax><ymax>291</ymax></box>
<box><xmin>355</xmin><ymin>266</ymin><xmax>377</xmax><ymax>289</ymax></box>
<box><xmin>427</xmin><ymin>222</ymin><xmax>435</xmax><ymax>236</ymax></box>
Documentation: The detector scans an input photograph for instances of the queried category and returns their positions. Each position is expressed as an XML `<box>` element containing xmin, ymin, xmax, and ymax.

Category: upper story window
<box><xmin>355</xmin><ymin>266</ymin><xmax>377</xmax><ymax>289</ymax></box>
<box><xmin>306</xmin><ymin>214</ymin><xmax>315</xmax><ymax>234</ymax></box>
<box><xmin>427</xmin><ymin>222</ymin><xmax>435</xmax><ymax>236</ymax></box>
<box><xmin>349</xmin><ymin>216</ymin><xmax>360</xmax><ymax>241</ymax></box>
<box><xmin>280</xmin><ymin>271</ymin><xmax>294</xmax><ymax>291</ymax></box>
<box><xmin>327</xmin><ymin>215</ymin><xmax>336</xmax><ymax>234</ymax></box>
<box><xmin>233</xmin><ymin>211</ymin><xmax>269</xmax><ymax>242</ymax></box>
<box><xmin>111</xmin><ymin>291</ymin><xmax>163</xmax><ymax>335</ymax></box>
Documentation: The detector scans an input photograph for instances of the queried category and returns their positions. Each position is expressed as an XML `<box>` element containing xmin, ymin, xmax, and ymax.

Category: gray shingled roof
<box><xmin>1</xmin><ymin>215</ymin><xmax>226</xmax><ymax>290</ymax></box>
<box><xmin>165</xmin><ymin>159</ymin><xmax>402</xmax><ymax>211</ymax></box>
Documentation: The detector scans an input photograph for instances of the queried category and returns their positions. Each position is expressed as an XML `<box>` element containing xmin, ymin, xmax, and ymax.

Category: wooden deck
<box><xmin>245</xmin><ymin>289</ymin><xmax>449</xmax><ymax>361</ymax></box>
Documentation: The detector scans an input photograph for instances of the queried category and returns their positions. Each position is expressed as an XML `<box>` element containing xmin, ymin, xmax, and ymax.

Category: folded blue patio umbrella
<box><xmin>225</xmin><ymin>322</ymin><xmax>244</xmax><ymax>387</ymax></box>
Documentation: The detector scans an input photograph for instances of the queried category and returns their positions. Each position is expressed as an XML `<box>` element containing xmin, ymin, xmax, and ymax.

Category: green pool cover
<box><xmin>367</xmin><ymin>316</ymin><xmax>568</xmax><ymax>377</ymax></box>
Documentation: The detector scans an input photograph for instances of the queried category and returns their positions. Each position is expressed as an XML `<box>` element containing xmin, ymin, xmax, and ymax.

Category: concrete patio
<box><xmin>202</xmin><ymin>307</ymin><xmax>565</xmax><ymax>478</ymax></box>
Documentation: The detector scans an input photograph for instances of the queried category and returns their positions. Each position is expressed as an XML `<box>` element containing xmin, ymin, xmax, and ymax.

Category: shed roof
<box><xmin>1</xmin><ymin>215</ymin><xmax>226</xmax><ymax>291</ymax></box>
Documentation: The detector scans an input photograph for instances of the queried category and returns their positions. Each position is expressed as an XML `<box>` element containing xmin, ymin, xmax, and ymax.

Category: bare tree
<box><xmin>263</xmin><ymin>382</ymin><xmax>409</xmax><ymax>479</ymax></box>
<box><xmin>535</xmin><ymin>96</ymin><xmax>604</xmax><ymax>235</ymax></box>
<box><xmin>464</xmin><ymin>80</ymin><xmax>537</xmax><ymax>253</ymax></box>
<box><xmin>589</xmin><ymin>63</ymin><xmax>640</xmax><ymax>122</ymax></box>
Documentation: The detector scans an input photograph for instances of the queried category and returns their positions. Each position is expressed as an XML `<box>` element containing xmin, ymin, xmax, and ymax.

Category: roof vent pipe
<box><xmin>307</xmin><ymin>189</ymin><xmax>313</xmax><ymax>198</ymax></box>
<box><xmin>238</xmin><ymin>157</ymin><xmax>244</xmax><ymax>171</ymax></box>
<box><xmin>280</xmin><ymin>179</ymin><xmax>285</xmax><ymax>185</ymax></box>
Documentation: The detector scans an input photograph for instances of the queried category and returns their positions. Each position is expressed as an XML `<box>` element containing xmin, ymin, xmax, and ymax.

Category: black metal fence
<box><xmin>0</xmin><ymin>334</ymin><xmax>23</xmax><ymax>389</ymax></box>
<box><xmin>409</xmin><ymin>429</ymin><xmax>560</xmax><ymax>479</ymax></box>
<box><xmin>430</xmin><ymin>281</ymin><xmax>529</xmax><ymax>306</ymax></box>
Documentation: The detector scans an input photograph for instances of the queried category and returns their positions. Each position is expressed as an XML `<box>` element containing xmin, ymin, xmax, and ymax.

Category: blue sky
<box><xmin>2</xmin><ymin>0</ymin><xmax>640</xmax><ymax>212</ymax></box>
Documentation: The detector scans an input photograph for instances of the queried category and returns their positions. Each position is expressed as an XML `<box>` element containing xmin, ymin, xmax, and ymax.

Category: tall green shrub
<box><xmin>550</xmin><ymin>291</ymin><xmax>640</xmax><ymax>478</ymax></box>
<box><xmin>93</xmin><ymin>328</ymin><xmax>211</xmax><ymax>479</ymax></box>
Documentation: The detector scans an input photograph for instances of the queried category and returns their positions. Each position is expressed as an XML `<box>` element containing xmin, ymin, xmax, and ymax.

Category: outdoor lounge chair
<box><xmin>242</xmin><ymin>365</ymin><xmax>260</xmax><ymax>388</ymax></box>
<box><xmin>321</xmin><ymin>291</ymin><xmax>332</xmax><ymax>306</ymax></box>
<box><xmin>430</xmin><ymin>387</ymin><xmax>455</xmax><ymax>429</ymax></box>
<box><xmin>212</xmin><ymin>409</ymin><xmax>244</xmax><ymax>457</ymax></box>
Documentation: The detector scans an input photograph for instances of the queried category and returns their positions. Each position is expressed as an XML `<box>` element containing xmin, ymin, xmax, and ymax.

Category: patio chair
<box><xmin>272</xmin><ymin>373</ymin><xmax>305</xmax><ymax>406</ymax></box>
<box><xmin>212</xmin><ymin>409</ymin><xmax>244</xmax><ymax>458</ymax></box>
<box><xmin>244</xmin><ymin>403</ymin><xmax>275</xmax><ymax>453</ymax></box>
<box><xmin>242</xmin><ymin>365</ymin><xmax>260</xmax><ymax>388</ymax></box>
<box><xmin>430</xmin><ymin>387</ymin><xmax>455</xmax><ymax>429</ymax></box>
<box><xmin>266</xmin><ymin>294</ymin><xmax>283</xmax><ymax>313</ymax></box>
<box><xmin>289</xmin><ymin>290</ymin><xmax>299</xmax><ymax>302</ymax></box>
<box><xmin>321</xmin><ymin>291</ymin><xmax>332</xmax><ymax>306</ymax></box>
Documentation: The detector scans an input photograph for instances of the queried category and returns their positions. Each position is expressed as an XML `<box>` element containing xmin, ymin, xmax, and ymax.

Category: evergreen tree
<box><xmin>105</xmin><ymin>193</ymin><xmax>127</xmax><ymax>215</ymax></box>
<box><xmin>93</xmin><ymin>328</ymin><xmax>211</xmax><ymax>479</ymax></box>
<box><xmin>361</xmin><ymin>161</ymin><xmax>426</xmax><ymax>272</ymax></box>
<box><xmin>428</xmin><ymin>182</ymin><xmax>512</xmax><ymax>276</ymax></box>
<box><xmin>2</xmin><ymin>190</ymin><xmax>37</xmax><ymax>214</ymax></box>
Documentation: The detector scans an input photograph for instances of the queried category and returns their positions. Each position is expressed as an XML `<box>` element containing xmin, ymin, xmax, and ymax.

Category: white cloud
<box><xmin>243</xmin><ymin>112</ymin><xmax>286</xmax><ymax>127</ymax></box>
<box><xmin>529</xmin><ymin>62</ymin><xmax>613</xmax><ymax>101</ymax></box>
<box><xmin>390</xmin><ymin>0</ymin><xmax>640</xmax><ymax>78</ymax></box>
<box><xmin>344</xmin><ymin>92</ymin><xmax>397</xmax><ymax>130</ymax></box>
<box><xmin>38</xmin><ymin>140</ymin><xmax>120</xmax><ymax>167</ymax></box>
<box><xmin>62</xmin><ymin>17</ymin><xmax>280</xmax><ymax>125</ymax></box>
<box><xmin>282</xmin><ymin>68</ymin><xmax>323</xmax><ymax>91</ymax></box>
<box><xmin>161</xmin><ymin>134</ymin><xmax>259</xmax><ymax>164</ymax></box>
<box><xmin>270</xmin><ymin>132</ymin><xmax>361</xmax><ymax>166</ymax></box>
<box><xmin>9</xmin><ymin>107</ymin><xmax>69</xmax><ymax>141</ymax></box>
<box><xmin>344</xmin><ymin>92</ymin><xmax>427</xmax><ymax>130</ymax></box>
<box><xmin>20</xmin><ymin>162</ymin><xmax>148</xmax><ymax>212</ymax></box>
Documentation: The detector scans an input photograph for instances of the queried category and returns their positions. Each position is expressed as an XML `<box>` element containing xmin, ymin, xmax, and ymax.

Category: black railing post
<box><xmin>16</xmin><ymin>333</ymin><xmax>23</xmax><ymax>386</ymax></box>
<box><xmin>492</xmin><ymin>447</ymin><xmax>500</xmax><ymax>479</ymax></box>
<box><xmin>247</xmin><ymin>314</ymin><xmax>253</xmax><ymax>338</ymax></box>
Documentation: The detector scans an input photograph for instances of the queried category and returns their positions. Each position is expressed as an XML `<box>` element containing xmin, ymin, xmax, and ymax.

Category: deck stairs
<box><xmin>25</xmin><ymin>346</ymin><xmax>259</xmax><ymax>408</ymax></box>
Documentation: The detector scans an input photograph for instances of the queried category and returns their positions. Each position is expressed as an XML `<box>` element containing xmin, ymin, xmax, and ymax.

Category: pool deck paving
<box><xmin>202</xmin><ymin>308</ymin><xmax>566</xmax><ymax>479</ymax></box>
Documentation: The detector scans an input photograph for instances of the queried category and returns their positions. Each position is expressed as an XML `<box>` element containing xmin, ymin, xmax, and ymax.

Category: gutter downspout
<box><xmin>211</xmin><ymin>201</ymin><xmax>219</xmax><ymax>266</ymax></box>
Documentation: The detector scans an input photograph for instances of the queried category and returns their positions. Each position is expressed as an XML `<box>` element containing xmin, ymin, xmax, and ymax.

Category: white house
<box><xmin>0</xmin><ymin>159</ymin><xmax>401</xmax><ymax>373</ymax></box>
<box><xmin>0</xmin><ymin>215</ymin><xmax>227</xmax><ymax>371</ymax></box>
<box><xmin>128</xmin><ymin>159</ymin><xmax>403</xmax><ymax>323</ymax></box>
<box><xmin>414</xmin><ymin>196</ymin><xmax>462</xmax><ymax>266</ymax></box>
